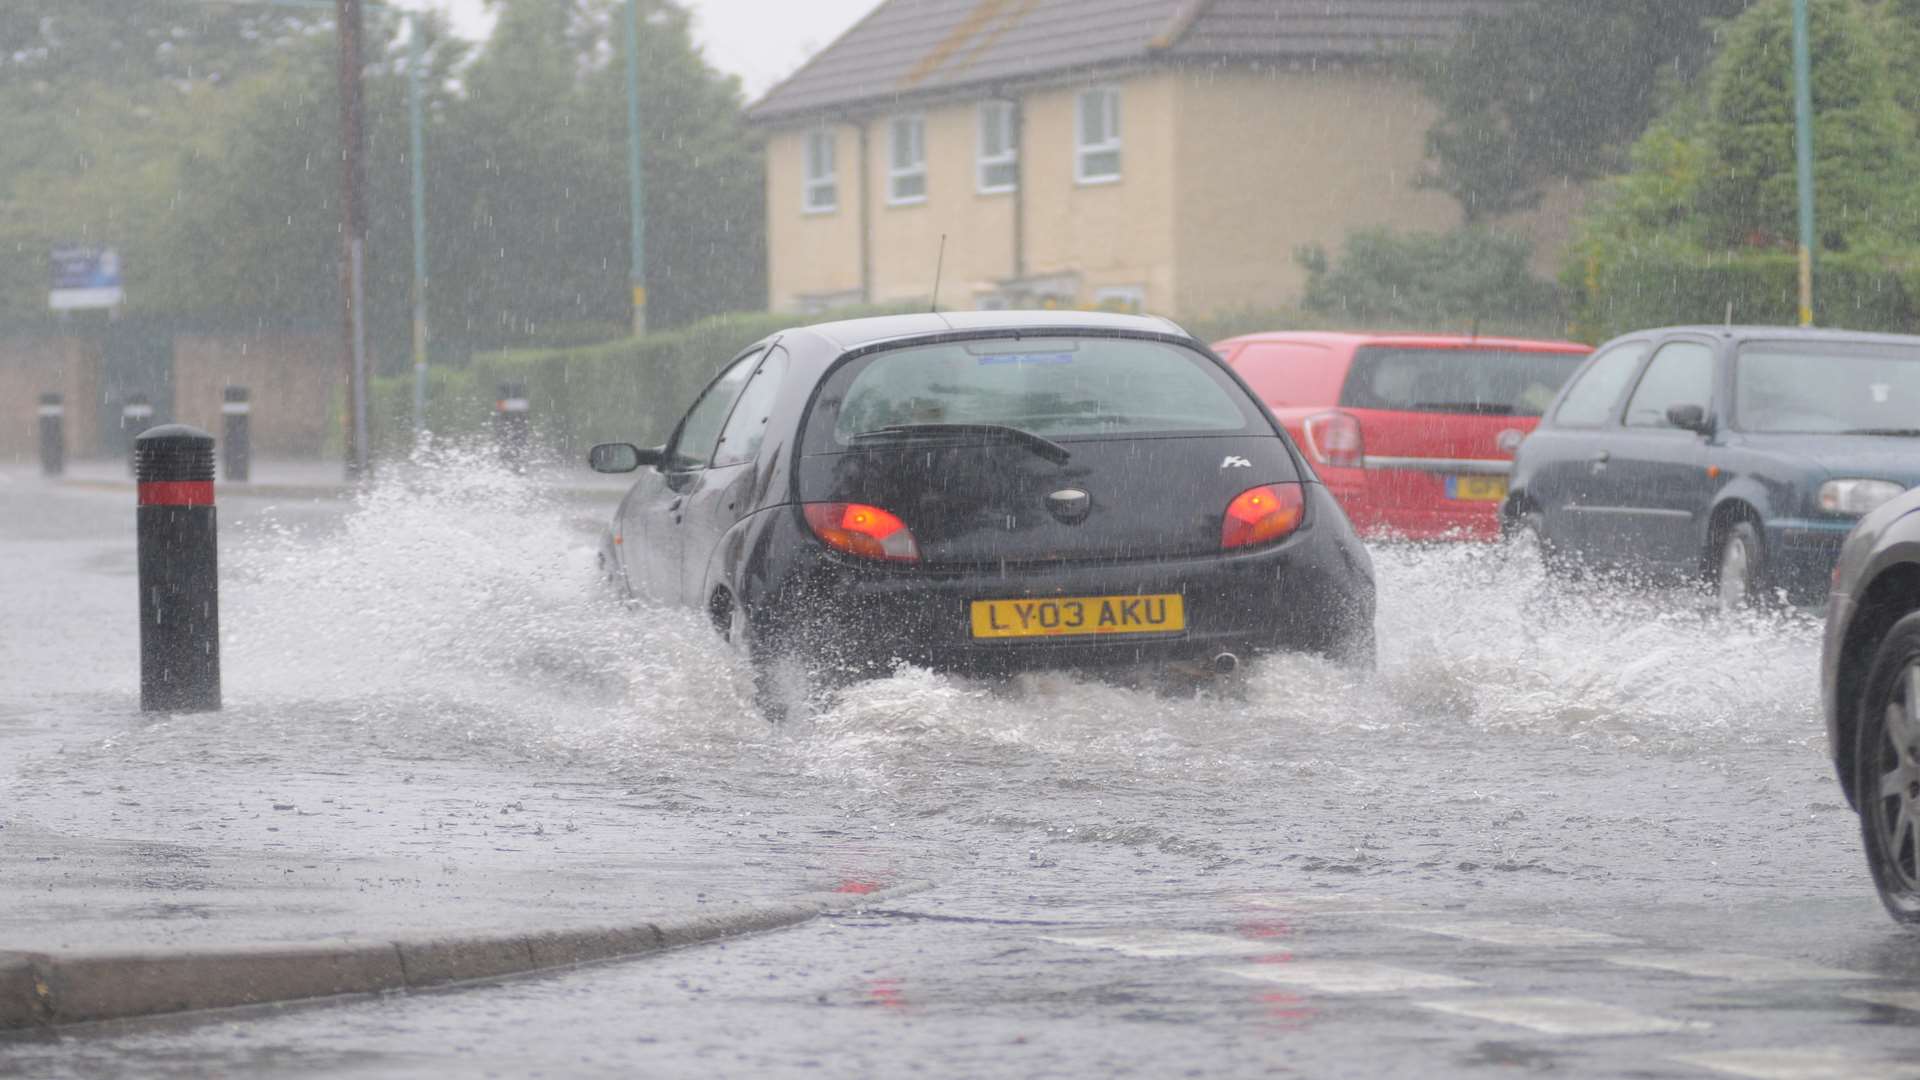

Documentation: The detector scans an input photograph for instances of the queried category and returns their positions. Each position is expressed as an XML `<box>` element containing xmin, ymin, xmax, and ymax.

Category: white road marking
<box><xmin>1234</xmin><ymin>893</ymin><xmax>1427</xmax><ymax>915</ymax></box>
<box><xmin>1606</xmin><ymin>952</ymin><xmax>1879</xmax><ymax>983</ymax></box>
<box><xmin>1042</xmin><ymin>930</ymin><xmax>1278</xmax><ymax>959</ymax></box>
<box><xmin>1841</xmin><ymin>987</ymin><xmax>1920</xmax><ymax>1013</ymax></box>
<box><xmin>1672</xmin><ymin>1047</ymin><xmax>1920</xmax><ymax>1079</ymax></box>
<box><xmin>1215</xmin><ymin>961</ymin><xmax>1477</xmax><ymax>994</ymax></box>
<box><xmin>1418</xmin><ymin>995</ymin><xmax>1700</xmax><ymax>1036</ymax></box>
<box><xmin>1393</xmin><ymin>920</ymin><xmax>1638</xmax><ymax>948</ymax></box>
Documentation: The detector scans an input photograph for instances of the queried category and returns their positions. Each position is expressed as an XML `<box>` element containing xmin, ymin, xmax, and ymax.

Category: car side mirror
<box><xmin>588</xmin><ymin>442</ymin><xmax>663</xmax><ymax>473</ymax></box>
<box><xmin>1665</xmin><ymin>404</ymin><xmax>1713</xmax><ymax>435</ymax></box>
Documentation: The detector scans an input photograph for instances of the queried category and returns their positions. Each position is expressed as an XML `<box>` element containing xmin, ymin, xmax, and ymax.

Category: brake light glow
<box><xmin>803</xmin><ymin>502</ymin><xmax>920</xmax><ymax>562</ymax></box>
<box><xmin>1302</xmin><ymin>410</ymin><xmax>1364</xmax><ymax>468</ymax></box>
<box><xmin>1222</xmin><ymin>484</ymin><xmax>1306</xmax><ymax>550</ymax></box>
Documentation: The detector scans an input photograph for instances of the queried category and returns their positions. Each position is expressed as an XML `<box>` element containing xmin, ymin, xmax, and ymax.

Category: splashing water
<box><xmin>223</xmin><ymin>450</ymin><xmax>1824</xmax><ymax>771</ymax></box>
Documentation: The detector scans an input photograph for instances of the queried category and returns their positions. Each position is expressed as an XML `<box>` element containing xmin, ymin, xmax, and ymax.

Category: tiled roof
<box><xmin>747</xmin><ymin>0</ymin><xmax>1514</xmax><ymax>123</ymax></box>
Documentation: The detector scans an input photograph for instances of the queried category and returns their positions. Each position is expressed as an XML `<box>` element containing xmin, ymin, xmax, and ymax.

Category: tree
<box><xmin>1700</xmin><ymin>0</ymin><xmax>1911</xmax><ymax>251</ymax></box>
<box><xmin>0</xmin><ymin>1</ymin><xmax>328</xmax><ymax>322</ymax></box>
<box><xmin>1417</xmin><ymin>0</ymin><xmax>1750</xmax><ymax>221</ymax></box>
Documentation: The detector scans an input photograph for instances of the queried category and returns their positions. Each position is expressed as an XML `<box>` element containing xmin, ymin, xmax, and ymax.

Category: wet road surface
<box><xmin>3</xmin><ymin>458</ymin><xmax>1915</xmax><ymax>1078</ymax></box>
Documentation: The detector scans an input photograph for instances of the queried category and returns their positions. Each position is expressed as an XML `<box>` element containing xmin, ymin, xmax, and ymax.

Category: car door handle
<box><xmin>1590</xmin><ymin>451</ymin><xmax>1610</xmax><ymax>463</ymax></box>
<box><xmin>1588</xmin><ymin>451</ymin><xmax>1610</xmax><ymax>473</ymax></box>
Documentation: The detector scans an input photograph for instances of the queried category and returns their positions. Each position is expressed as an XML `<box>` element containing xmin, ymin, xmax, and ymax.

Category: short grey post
<box><xmin>38</xmin><ymin>392</ymin><xmax>65</xmax><ymax>476</ymax></box>
<box><xmin>222</xmin><ymin>386</ymin><xmax>252</xmax><ymax>483</ymax></box>
<box><xmin>135</xmin><ymin>426</ymin><xmax>221</xmax><ymax>713</ymax></box>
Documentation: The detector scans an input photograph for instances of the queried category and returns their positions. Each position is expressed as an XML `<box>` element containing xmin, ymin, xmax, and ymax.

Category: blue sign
<box><xmin>49</xmin><ymin>246</ymin><xmax>124</xmax><ymax>310</ymax></box>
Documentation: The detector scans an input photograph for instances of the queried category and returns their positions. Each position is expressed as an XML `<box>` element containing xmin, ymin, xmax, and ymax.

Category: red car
<box><xmin>1213</xmin><ymin>332</ymin><xmax>1592</xmax><ymax>541</ymax></box>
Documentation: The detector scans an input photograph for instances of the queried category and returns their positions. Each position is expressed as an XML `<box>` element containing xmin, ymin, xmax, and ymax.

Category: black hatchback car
<box><xmin>1504</xmin><ymin>326</ymin><xmax>1920</xmax><ymax>605</ymax></box>
<box><xmin>588</xmin><ymin>311</ymin><xmax>1376</xmax><ymax>717</ymax></box>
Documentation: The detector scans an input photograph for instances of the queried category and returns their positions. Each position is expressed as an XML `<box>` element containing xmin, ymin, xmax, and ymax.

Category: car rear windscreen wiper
<box><xmin>1840</xmin><ymin>428</ymin><xmax>1920</xmax><ymax>437</ymax></box>
<box><xmin>849</xmin><ymin>423</ymin><xmax>1072</xmax><ymax>464</ymax></box>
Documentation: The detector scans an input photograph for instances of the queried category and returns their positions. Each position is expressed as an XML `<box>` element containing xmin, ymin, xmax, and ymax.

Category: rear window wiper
<box><xmin>849</xmin><ymin>423</ymin><xmax>1072</xmax><ymax>464</ymax></box>
<box><xmin>1840</xmin><ymin>428</ymin><xmax>1920</xmax><ymax>437</ymax></box>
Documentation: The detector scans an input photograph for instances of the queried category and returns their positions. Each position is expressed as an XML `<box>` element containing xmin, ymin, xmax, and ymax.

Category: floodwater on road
<box><xmin>3</xmin><ymin>455</ymin><xmax>1893</xmax><ymax>1079</ymax></box>
<box><xmin>207</xmin><ymin>451</ymin><xmax>1843</xmax><ymax>915</ymax></box>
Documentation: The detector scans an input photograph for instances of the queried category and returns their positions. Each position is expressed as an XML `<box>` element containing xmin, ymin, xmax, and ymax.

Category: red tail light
<box><xmin>803</xmin><ymin>502</ymin><xmax>920</xmax><ymax>562</ymax></box>
<box><xmin>1222</xmin><ymin>484</ymin><xmax>1305</xmax><ymax>550</ymax></box>
<box><xmin>1302</xmin><ymin>410</ymin><xmax>1364</xmax><ymax>468</ymax></box>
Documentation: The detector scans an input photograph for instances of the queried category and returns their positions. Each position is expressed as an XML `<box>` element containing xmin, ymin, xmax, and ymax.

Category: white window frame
<box><xmin>887</xmin><ymin>114</ymin><xmax>927</xmax><ymax>206</ymax></box>
<box><xmin>803</xmin><ymin>129</ymin><xmax>837</xmax><ymax>214</ymax></box>
<box><xmin>1075</xmin><ymin>87</ymin><xmax>1122</xmax><ymax>185</ymax></box>
<box><xmin>976</xmin><ymin>100</ymin><xmax>1018</xmax><ymax>194</ymax></box>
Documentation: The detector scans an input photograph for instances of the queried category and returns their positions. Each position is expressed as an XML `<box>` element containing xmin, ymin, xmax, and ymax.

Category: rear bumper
<box><xmin>1321</xmin><ymin>464</ymin><xmax>1508</xmax><ymax>542</ymax></box>
<box><xmin>742</xmin><ymin>485</ymin><xmax>1375</xmax><ymax>675</ymax></box>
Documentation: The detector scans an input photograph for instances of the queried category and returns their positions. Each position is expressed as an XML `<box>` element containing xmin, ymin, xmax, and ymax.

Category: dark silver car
<box><xmin>1825</xmin><ymin>485</ymin><xmax>1920</xmax><ymax>923</ymax></box>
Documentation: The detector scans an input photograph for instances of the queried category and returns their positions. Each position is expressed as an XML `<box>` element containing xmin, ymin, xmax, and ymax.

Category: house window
<box><xmin>977</xmin><ymin>100</ymin><xmax>1017</xmax><ymax>193</ymax></box>
<box><xmin>888</xmin><ymin>115</ymin><xmax>926</xmax><ymax>205</ymax></box>
<box><xmin>1076</xmin><ymin>87</ymin><xmax>1121</xmax><ymax>184</ymax></box>
<box><xmin>803</xmin><ymin>130</ymin><xmax>836</xmax><ymax>213</ymax></box>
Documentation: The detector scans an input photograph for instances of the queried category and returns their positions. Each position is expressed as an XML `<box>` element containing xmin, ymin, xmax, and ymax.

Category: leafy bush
<box><xmin>1294</xmin><ymin>227</ymin><xmax>1564</xmax><ymax>330</ymax></box>
<box><xmin>370</xmin><ymin>305</ymin><xmax>915</xmax><ymax>457</ymax></box>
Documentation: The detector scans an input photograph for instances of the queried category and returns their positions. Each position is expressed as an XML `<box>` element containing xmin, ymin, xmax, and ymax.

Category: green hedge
<box><xmin>1570</xmin><ymin>245</ymin><xmax>1920</xmax><ymax>342</ymax></box>
<box><xmin>371</xmin><ymin>305</ymin><xmax>914</xmax><ymax>457</ymax></box>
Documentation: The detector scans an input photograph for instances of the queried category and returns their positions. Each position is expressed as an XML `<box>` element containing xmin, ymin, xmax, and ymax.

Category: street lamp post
<box><xmin>624</xmin><ymin>0</ymin><xmax>647</xmax><ymax>337</ymax></box>
<box><xmin>408</xmin><ymin>12</ymin><xmax>429</xmax><ymax>438</ymax></box>
<box><xmin>1792</xmin><ymin>0</ymin><xmax>1816</xmax><ymax>328</ymax></box>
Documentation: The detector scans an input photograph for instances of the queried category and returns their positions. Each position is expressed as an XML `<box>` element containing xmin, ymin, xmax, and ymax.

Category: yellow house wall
<box><xmin>1170</xmin><ymin>67</ymin><xmax>1463</xmax><ymax>320</ymax></box>
<box><xmin>764</xmin><ymin>125</ymin><xmax>863</xmax><ymax>311</ymax></box>
<box><xmin>1016</xmin><ymin>72</ymin><xmax>1180</xmax><ymax>311</ymax></box>
<box><xmin>868</xmin><ymin>102</ymin><xmax>1016</xmax><ymax>306</ymax></box>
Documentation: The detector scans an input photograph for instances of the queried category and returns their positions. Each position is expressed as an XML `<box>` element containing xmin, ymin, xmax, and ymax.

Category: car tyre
<box><xmin>1509</xmin><ymin>506</ymin><xmax>1565</xmax><ymax>576</ymax></box>
<box><xmin>1714</xmin><ymin>521</ymin><xmax>1766</xmax><ymax>611</ymax></box>
<box><xmin>1853</xmin><ymin>611</ymin><xmax>1920</xmax><ymax>925</ymax></box>
<box><xmin>725</xmin><ymin>601</ymin><xmax>817</xmax><ymax>724</ymax></box>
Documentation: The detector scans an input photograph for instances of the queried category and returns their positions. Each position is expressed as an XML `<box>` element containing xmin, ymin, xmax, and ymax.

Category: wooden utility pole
<box><xmin>336</xmin><ymin>0</ymin><xmax>370</xmax><ymax>477</ymax></box>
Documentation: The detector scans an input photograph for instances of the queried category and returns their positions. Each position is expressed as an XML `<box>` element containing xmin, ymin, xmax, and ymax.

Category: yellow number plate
<box><xmin>1449</xmin><ymin>475</ymin><xmax>1508</xmax><ymax>502</ymax></box>
<box><xmin>970</xmin><ymin>594</ymin><xmax>1186</xmax><ymax>640</ymax></box>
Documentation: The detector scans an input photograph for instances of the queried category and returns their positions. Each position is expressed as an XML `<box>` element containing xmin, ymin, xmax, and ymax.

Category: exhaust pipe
<box><xmin>1211</xmin><ymin>652</ymin><xmax>1240</xmax><ymax>675</ymax></box>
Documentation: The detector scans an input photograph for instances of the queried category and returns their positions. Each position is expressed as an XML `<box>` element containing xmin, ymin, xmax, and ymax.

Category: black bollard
<box><xmin>135</xmin><ymin>425</ymin><xmax>221</xmax><ymax>713</ymax></box>
<box><xmin>38</xmin><ymin>392</ymin><xmax>64</xmax><ymax>477</ymax></box>
<box><xmin>121</xmin><ymin>393</ymin><xmax>154</xmax><ymax>473</ymax></box>
<box><xmin>493</xmin><ymin>381</ymin><xmax>531</xmax><ymax>473</ymax></box>
<box><xmin>222</xmin><ymin>385</ymin><xmax>251</xmax><ymax>483</ymax></box>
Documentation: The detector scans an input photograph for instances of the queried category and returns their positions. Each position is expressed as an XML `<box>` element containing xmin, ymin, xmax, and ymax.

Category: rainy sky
<box><xmin>390</xmin><ymin>0</ymin><xmax>877</xmax><ymax>97</ymax></box>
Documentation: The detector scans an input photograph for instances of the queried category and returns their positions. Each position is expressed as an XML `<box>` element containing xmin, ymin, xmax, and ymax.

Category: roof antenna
<box><xmin>1725</xmin><ymin>300</ymin><xmax>1734</xmax><ymax>328</ymax></box>
<box><xmin>929</xmin><ymin>233</ymin><xmax>947</xmax><ymax>313</ymax></box>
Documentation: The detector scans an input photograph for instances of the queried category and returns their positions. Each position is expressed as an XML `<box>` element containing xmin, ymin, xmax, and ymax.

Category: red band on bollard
<box><xmin>138</xmin><ymin>481</ymin><xmax>215</xmax><ymax>507</ymax></box>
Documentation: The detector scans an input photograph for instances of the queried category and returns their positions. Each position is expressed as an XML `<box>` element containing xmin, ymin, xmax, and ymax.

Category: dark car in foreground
<box><xmin>588</xmin><ymin>311</ymin><xmax>1376</xmax><ymax>717</ymax></box>
<box><xmin>1504</xmin><ymin>326</ymin><xmax>1920</xmax><ymax>605</ymax></box>
<box><xmin>1825</xmin><ymin>485</ymin><xmax>1920</xmax><ymax>923</ymax></box>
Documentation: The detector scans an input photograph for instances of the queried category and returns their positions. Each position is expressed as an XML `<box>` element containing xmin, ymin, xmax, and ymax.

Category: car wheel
<box><xmin>1714</xmin><ymin>521</ymin><xmax>1765</xmax><ymax>611</ymax></box>
<box><xmin>1853</xmin><ymin>611</ymin><xmax>1920</xmax><ymax>924</ymax></box>
<box><xmin>1509</xmin><ymin>506</ymin><xmax>1563</xmax><ymax>576</ymax></box>
<box><xmin>596</xmin><ymin>538</ymin><xmax>628</xmax><ymax>600</ymax></box>
<box><xmin>725</xmin><ymin>601</ymin><xmax>816</xmax><ymax>724</ymax></box>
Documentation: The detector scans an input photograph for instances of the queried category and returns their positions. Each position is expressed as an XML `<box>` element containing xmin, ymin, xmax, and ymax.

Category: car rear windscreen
<box><xmin>807</xmin><ymin>336</ymin><xmax>1266</xmax><ymax>451</ymax></box>
<box><xmin>1339</xmin><ymin>347</ymin><xmax>1584</xmax><ymax>417</ymax></box>
<box><xmin>1735</xmin><ymin>340</ymin><xmax>1920</xmax><ymax>434</ymax></box>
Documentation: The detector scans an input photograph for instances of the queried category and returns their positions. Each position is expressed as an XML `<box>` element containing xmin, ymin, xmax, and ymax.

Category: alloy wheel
<box><xmin>1716</xmin><ymin>531</ymin><xmax>1755</xmax><ymax>610</ymax></box>
<box><xmin>1868</xmin><ymin>661</ymin><xmax>1920</xmax><ymax>913</ymax></box>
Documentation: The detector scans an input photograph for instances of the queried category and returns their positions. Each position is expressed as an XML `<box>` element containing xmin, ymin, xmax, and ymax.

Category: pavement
<box><xmin>0</xmin><ymin>469</ymin><xmax>921</xmax><ymax>1033</ymax></box>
